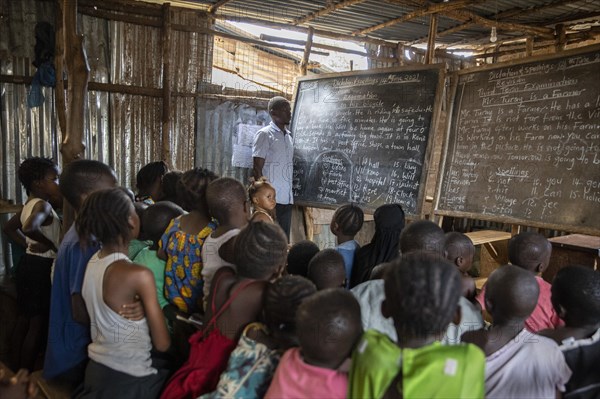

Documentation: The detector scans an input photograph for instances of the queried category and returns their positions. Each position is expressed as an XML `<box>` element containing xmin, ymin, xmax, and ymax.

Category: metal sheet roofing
<box><xmin>153</xmin><ymin>0</ymin><xmax>600</xmax><ymax>48</ymax></box>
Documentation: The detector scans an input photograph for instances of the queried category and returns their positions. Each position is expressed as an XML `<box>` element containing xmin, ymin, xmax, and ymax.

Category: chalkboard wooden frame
<box><xmin>434</xmin><ymin>44</ymin><xmax>600</xmax><ymax>235</ymax></box>
<box><xmin>291</xmin><ymin>64</ymin><xmax>446</xmax><ymax>217</ymax></box>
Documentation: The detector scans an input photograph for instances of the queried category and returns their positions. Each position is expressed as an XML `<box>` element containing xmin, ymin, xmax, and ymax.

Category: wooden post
<box><xmin>526</xmin><ymin>37</ymin><xmax>534</xmax><ymax>57</ymax></box>
<box><xmin>55</xmin><ymin>3</ymin><xmax>67</xmax><ymax>140</ymax></box>
<box><xmin>425</xmin><ymin>15</ymin><xmax>438</xmax><ymax>64</ymax></box>
<box><xmin>59</xmin><ymin>0</ymin><xmax>89</xmax><ymax>231</ymax></box>
<box><xmin>161</xmin><ymin>3</ymin><xmax>172</xmax><ymax>165</ymax></box>
<box><xmin>556</xmin><ymin>24</ymin><xmax>566</xmax><ymax>52</ymax></box>
<box><xmin>299</xmin><ymin>27</ymin><xmax>314</xmax><ymax>76</ymax></box>
<box><xmin>397</xmin><ymin>42</ymin><xmax>405</xmax><ymax>66</ymax></box>
<box><xmin>60</xmin><ymin>0</ymin><xmax>89</xmax><ymax>165</ymax></box>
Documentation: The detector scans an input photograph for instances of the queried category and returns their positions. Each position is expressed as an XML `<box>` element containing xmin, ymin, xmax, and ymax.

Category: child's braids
<box><xmin>76</xmin><ymin>187</ymin><xmax>134</xmax><ymax>247</ymax></box>
<box><xmin>176</xmin><ymin>168</ymin><xmax>218</xmax><ymax>212</ymax></box>
<box><xmin>265</xmin><ymin>275</ymin><xmax>316</xmax><ymax>337</ymax></box>
<box><xmin>332</xmin><ymin>203</ymin><xmax>364</xmax><ymax>236</ymax></box>
<box><xmin>234</xmin><ymin>221</ymin><xmax>288</xmax><ymax>279</ymax></box>
<box><xmin>384</xmin><ymin>252</ymin><xmax>461</xmax><ymax>338</ymax></box>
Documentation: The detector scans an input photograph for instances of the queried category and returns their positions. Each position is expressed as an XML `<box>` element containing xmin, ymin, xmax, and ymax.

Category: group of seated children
<box><xmin>2</xmin><ymin>157</ymin><xmax>599</xmax><ymax>399</ymax></box>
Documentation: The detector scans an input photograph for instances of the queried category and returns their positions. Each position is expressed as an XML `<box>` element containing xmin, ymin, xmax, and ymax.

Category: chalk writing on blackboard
<box><xmin>292</xmin><ymin>67</ymin><xmax>442</xmax><ymax>215</ymax></box>
<box><xmin>438</xmin><ymin>47</ymin><xmax>600</xmax><ymax>233</ymax></box>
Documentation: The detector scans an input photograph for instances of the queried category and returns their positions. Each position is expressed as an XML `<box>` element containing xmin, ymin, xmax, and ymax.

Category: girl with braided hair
<box><xmin>76</xmin><ymin>188</ymin><xmax>170</xmax><ymax>398</ymax></box>
<box><xmin>349</xmin><ymin>252</ymin><xmax>486</xmax><ymax>399</ymax></box>
<box><xmin>161</xmin><ymin>221</ymin><xmax>288</xmax><ymax>399</ymax></box>
<box><xmin>158</xmin><ymin>168</ymin><xmax>218</xmax><ymax>315</ymax></box>
<box><xmin>203</xmin><ymin>275</ymin><xmax>317</xmax><ymax>399</ymax></box>
<box><xmin>7</xmin><ymin>157</ymin><xmax>62</xmax><ymax>371</ymax></box>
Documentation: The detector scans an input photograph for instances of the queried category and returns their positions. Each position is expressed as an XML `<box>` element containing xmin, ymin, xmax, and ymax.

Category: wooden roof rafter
<box><xmin>353</xmin><ymin>0</ymin><xmax>485</xmax><ymax>35</ymax></box>
<box><xmin>292</xmin><ymin>0</ymin><xmax>368</xmax><ymax>25</ymax></box>
<box><xmin>445</xmin><ymin>9</ymin><xmax>556</xmax><ymax>39</ymax></box>
<box><xmin>208</xmin><ymin>0</ymin><xmax>234</xmax><ymax>14</ymax></box>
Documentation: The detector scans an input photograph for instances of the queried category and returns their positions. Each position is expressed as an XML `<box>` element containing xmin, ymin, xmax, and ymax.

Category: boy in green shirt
<box><xmin>349</xmin><ymin>252</ymin><xmax>485</xmax><ymax>399</ymax></box>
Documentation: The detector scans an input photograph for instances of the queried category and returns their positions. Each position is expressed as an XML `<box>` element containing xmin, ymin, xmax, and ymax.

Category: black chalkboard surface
<box><xmin>291</xmin><ymin>65</ymin><xmax>443</xmax><ymax>215</ymax></box>
<box><xmin>436</xmin><ymin>45</ymin><xmax>600</xmax><ymax>234</ymax></box>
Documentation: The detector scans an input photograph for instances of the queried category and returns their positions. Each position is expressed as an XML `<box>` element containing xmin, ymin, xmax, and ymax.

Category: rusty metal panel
<box><xmin>196</xmin><ymin>98</ymin><xmax>269</xmax><ymax>182</ymax></box>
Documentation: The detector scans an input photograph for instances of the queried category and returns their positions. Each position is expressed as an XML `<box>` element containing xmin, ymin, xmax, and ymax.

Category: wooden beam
<box><xmin>259</xmin><ymin>34</ymin><xmax>368</xmax><ymax>56</ymax></box>
<box><xmin>408</xmin><ymin>21</ymin><xmax>475</xmax><ymax>45</ymax></box>
<box><xmin>208</xmin><ymin>0</ymin><xmax>234</xmax><ymax>14</ymax></box>
<box><xmin>61</xmin><ymin>0</ymin><xmax>89</xmax><ymax>165</ymax></box>
<box><xmin>425</xmin><ymin>14</ymin><xmax>437</xmax><ymax>64</ymax></box>
<box><xmin>526</xmin><ymin>37</ymin><xmax>533</xmax><ymax>56</ymax></box>
<box><xmin>55</xmin><ymin>2</ymin><xmax>67</xmax><ymax>139</ymax></box>
<box><xmin>445</xmin><ymin>9</ymin><xmax>556</xmax><ymax>39</ymax></box>
<box><xmin>211</xmin><ymin>14</ymin><xmax>395</xmax><ymax>47</ymax></box>
<box><xmin>299</xmin><ymin>27</ymin><xmax>314</xmax><ymax>76</ymax></box>
<box><xmin>172</xmin><ymin>23</ymin><xmax>330</xmax><ymax>55</ymax></box>
<box><xmin>493</xmin><ymin>0</ymin><xmax>579</xmax><ymax>20</ymax></box>
<box><xmin>161</xmin><ymin>3</ymin><xmax>172</xmax><ymax>165</ymax></box>
<box><xmin>556</xmin><ymin>24</ymin><xmax>566</xmax><ymax>52</ymax></box>
<box><xmin>354</xmin><ymin>0</ymin><xmax>483</xmax><ymax>35</ymax></box>
<box><xmin>78</xmin><ymin>5</ymin><xmax>162</xmax><ymax>27</ymax></box>
<box><xmin>292</xmin><ymin>0</ymin><xmax>367</xmax><ymax>25</ymax></box>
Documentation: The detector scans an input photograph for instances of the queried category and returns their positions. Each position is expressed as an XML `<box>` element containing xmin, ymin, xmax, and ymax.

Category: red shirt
<box><xmin>476</xmin><ymin>275</ymin><xmax>564</xmax><ymax>332</ymax></box>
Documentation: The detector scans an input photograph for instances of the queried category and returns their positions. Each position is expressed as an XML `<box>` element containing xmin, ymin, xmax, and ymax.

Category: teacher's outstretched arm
<box><xmin>252</xmin><ymin>156</ymin><xmax>265</xmax><ymax>182</ymax></box>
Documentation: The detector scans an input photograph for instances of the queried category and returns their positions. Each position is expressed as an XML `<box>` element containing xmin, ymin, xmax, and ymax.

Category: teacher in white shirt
<box><xmin>252</xmin><ymin>96</ymin><xmax>294</xmax><ymax>239</ymax></box>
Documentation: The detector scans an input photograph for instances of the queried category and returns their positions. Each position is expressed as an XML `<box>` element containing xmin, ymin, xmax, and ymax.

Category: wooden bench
<box><xmin>464</xmin><ymin>230</ymin><xmax>512</xmax><ymax>281</ymax></box>
<box><xmin>543</xmin><ymin>234</ymin><xmax>600</xmax><ymax>282</ymax></box>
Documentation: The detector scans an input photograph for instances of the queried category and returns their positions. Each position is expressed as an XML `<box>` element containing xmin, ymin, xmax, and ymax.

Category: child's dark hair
<box><xmin>268</xmin><ymin>96</ymin><xmax>290</xmax><ymax>113</ymax></box>
<box><xmin>142</xmin><ymin>201</ymin><xmax>184</xmax><ymax>245</ymax></box>
<box><xmin>234</xmin><ymin>221</ymin><xmax>288</xmax><ymax>279</ymax></box>
<box><xmin>296</xmin><ymin>288</ymin><xmax>362</xmax><ymax>367</ymax></box>
<box><xmin>265</xmin><ymin>275</ymin><xmax>317</xmax><ymax>349</ymax></box>
<box><xmin>59</xmin><ymin>160</ymin><xmax>117</xmax><ymax>208</ymax></box>
<box><xmin>287</xmin><ymin>240</ymin><xmax>320</xmax><ymax>277</ymax></box>
<box><xmin>508</xmin><ymin>232</ymin><xmax>552</xmax><ymax>272</ymax></box>
<box><xmin>136</xmin><ymin>161</ymin><xmax>168</xmax><ymax>194</ymax></box>
<box><xmin>207</xmin><ymin>177</ymin><xmax>247</xmax><ymax>224</ymax></box>
<box><xmin>332</xmin><ymin>203</ymin><xmax>364</xmax><ymax>236</ymax></box>
<box><xmin>161</xmin><ymin>171</ymin><xmax>183</xmax><ymax>202</ymax></box>
<box><xmin>485</xmin><ymin>264</ymin><xmax>539</xmax><ymax>324</ymax></box>
<box><xmin>76</xmin><ymin>187</ymin><xmax>135</xmax><ymax>247</ymax></box>
<box><xmin>399</xmin><ymin>220</ymin><xmax>445</xmax><ymax>255</ymax></box>
<box><xmin>18</xmin><ymin>157</ymin><xmax>58</xmax><ymax>195</ymax></box>
<box><xmin>552</xmin><ymin>265</ymin><xmax>600</xmax><ymax>326</ymax></box>
<box><xmin>307</xmin><ymin>249</ymin><xmax>346</xmax><ymax>290</ymax></box>
<box><xmin>176</xmin><ymin>168</ymin><xmax>218</xmax><ymax>212</ymax></box>
<box><xmin>248</xmin><ymin>176</ymin><xmax>275</xmax><ymax>201</ymax></box>
<box><xmin>445</xmin><ymin>232</ymin><xmax>475</xmax><ymax>261</ymax></box>
<box><xmin>384</xmin><ymin>252</ymin><xmax>461</xmax><ymax>337</ymax></box>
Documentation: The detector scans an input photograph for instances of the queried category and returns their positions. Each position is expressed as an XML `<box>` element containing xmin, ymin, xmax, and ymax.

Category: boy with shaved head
<box><xmin>476</xmin><ymin>232</ymin><xmax>563</xmax><ymax>332</ymax></box>
<box><xmin>463</xmin><ymin>265</ymin><xmax>571</xmax><ymax>398</ymax></box>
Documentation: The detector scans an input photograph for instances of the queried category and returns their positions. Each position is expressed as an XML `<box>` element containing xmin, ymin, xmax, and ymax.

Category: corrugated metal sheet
<box><xmin>196</xmin><ymin>98</ymin><xmax>269</xmax><ymax>182</ymax></box>
<box><xmin>1</xmin><ymin>2</ymin><xmax>212</xmax><ymax>194</ymax></box>
<box><xmin>185</xmin><ymin>0</ymin><xmax>600</xmax><ymax>45</ymax></box>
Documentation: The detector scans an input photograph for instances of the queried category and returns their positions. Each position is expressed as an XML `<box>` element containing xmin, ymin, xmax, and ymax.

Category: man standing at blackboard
<box><xmin>252</xmin><ymin>96</ymin><xmax>294</xmax><ymax>238</ymax></box>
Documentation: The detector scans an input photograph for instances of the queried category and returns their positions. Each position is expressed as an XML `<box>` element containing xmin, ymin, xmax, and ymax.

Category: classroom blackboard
<box><xmin>436</xmin><ymin>45</ymin><xmax>600</xmax><ymax>234</ymax></box>
<box><xmin>291</xmin><ymin>65</ymin><xmax>443</xmax><ymax>215</ymax></box>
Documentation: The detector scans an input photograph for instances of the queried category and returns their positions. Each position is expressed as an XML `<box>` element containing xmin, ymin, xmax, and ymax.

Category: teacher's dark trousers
<box><xmin>276</xmin><ymin>204</ymin><xmax>293</xmax><ymax>240</ymax></box>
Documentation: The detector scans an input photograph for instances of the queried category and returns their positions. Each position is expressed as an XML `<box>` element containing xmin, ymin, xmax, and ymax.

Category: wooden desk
<box><xmin>465</xmin><ymin>230</ymin><xmax>512</xmax><ymax>277</ymax></box>
<box><xmin>543</xmin><ymin>234</ymin><xmax>600</xmax><ymax>282</ymax></box>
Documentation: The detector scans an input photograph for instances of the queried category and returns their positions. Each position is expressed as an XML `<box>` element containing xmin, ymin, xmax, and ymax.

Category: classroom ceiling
<box><xmin>138</xmin><ymin>0</ymin><xmax>600</xmax><ymax>50</ymax></box>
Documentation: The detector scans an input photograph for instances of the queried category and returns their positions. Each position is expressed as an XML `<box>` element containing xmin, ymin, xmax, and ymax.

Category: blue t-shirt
<box><xmin>335</xmin><ymin>240</ymin><xmax>359</xmax><ymax>289</ymax></box>
<box><xmin>43</xmin><ymin>225</ymin><xmax>99</xmax><ymax>379</ymax></box>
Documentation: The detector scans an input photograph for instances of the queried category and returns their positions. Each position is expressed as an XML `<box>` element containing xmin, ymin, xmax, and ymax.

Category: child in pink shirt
<box><xmin>476</xmin><ymin>232</ymin><xmax>563</xmax><ymax>332</ymax></box>
<box><xmin>265</xmin><ymin>289</ymin><xmax>363</xmax><ymax>399</ymax></box>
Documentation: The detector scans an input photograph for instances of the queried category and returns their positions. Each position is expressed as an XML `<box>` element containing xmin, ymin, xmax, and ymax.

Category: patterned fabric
<box><xmin>160</xmin><ymin>216</ymin><xmax>217</xmax><ymax>314</ymax></box>
<box><xmin>202</xmin><ymin>323</ymin><xmax>280</xmax><ymax>399</ymax></box>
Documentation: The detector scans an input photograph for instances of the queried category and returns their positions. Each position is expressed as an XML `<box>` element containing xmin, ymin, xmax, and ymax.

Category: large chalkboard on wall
<box><xmin>436</xmin><ymin>45</ymin><xmax>600</xmax><ymax>234</ymax></box>
<box><xmin>291</xmin><ymin>65</ymin><xmax>443</xmax><ymax>216</ymax></box>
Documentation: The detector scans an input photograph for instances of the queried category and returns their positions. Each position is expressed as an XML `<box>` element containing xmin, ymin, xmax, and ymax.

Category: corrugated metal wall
<box><xmin>0</xmin><ymin>0</ymin><xmax>213</xmax><ymax>269</ymax></box>
<box><xmin>196</xmin><ymin>98</ymin><xmax>269</xmax><ymax>181</ymax></box>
